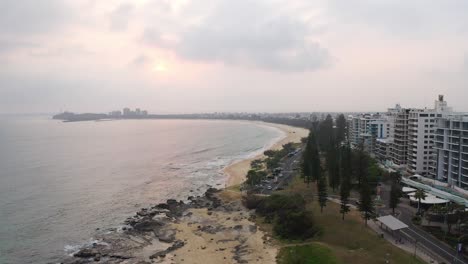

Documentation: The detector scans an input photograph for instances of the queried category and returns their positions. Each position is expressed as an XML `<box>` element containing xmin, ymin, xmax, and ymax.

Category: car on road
<box><xmin>267</xmin><ymin>186</ymin><xmax>272</xmax><ymax>190</ymax></box>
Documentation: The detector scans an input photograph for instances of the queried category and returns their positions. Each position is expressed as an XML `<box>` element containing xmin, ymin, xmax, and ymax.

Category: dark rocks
<box><xmin>149</xmin><ymin>240</ymin><xmax>185</xmax><ymax>259</ymax></box>
<box><xmin>157</xmin><ymin>229</ymin><xmax>176</xmax><ymax>243</ymax></box>
<box><xmin>199</xmin><ymin>225</ymin><xmax>223</xmax><ymax>234</ymax></box>
<box><xmin>73</xmin><ymin>248</ymin><xmax>99</xmax><ymax>258</ymax></box>
<box><xmin>62</xmin><ymin>187</ymin><xmax>230</xmax><ymax>263</ymax></box>
<box><xmin>156</xmin><ymin>203</ymin><xmax>169</xmax><ymax>210</ymax></box>
<box><xmin>109</xmin><ymin>254</ymin><xmax>131</xmax><ymax>260</ymax></box>
<box><xmin>132</xmin><ymin>218</ymin><xmax>164</xmax><ymax>232</ymax></box>
<box><xmin>170</xmin><ymin>240</ymin><xmax>185</xmax><ymax>251</ymax></box>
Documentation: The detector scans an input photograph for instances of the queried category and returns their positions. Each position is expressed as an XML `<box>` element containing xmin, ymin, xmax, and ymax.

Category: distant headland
<box><xmin>52</xmin><ymin>108</ymin><xmax>320</xmax><ymax>129</ymax></box>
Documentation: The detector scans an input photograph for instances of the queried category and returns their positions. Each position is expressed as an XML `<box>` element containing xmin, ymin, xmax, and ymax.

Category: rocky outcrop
<box><xmin>62</xmin><ymin>187</ymin><xmax>227</xmax><ymax>263</ymax></box>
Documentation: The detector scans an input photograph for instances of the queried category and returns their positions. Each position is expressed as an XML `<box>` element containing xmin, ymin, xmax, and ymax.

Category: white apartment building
<box><xmin>406</xmin><ymin>95</ymin><xmax>452</xmax><ymax>177</ymax></box>
<box><xmin>430</xmin><ymin>114</ymin><xmax>468</xmax><ymax>191</ymax></box>
<box><xmin>406</xmin><ymin>109</ymin><xmax>441</xmax><ymax>176</ymax></box>
<box><xmin>375</xmin><ymin>112</ymin><xmax>397</xmax><ymax>162</ymax></box>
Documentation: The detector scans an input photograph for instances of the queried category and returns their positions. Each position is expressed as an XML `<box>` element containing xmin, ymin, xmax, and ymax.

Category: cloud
<box><xmin>464</xmin><ymin>54</ymin><xmax>468</xmax><ymax>69</ymax></box>
<box><xmin>131</xmin><ymin>54</ymin><xmax>151</xmax><ymax>67</ymax></box>
<box><xmin>0</xmin><ymin>0</ymin><xmax>72</xmax><ymax>36</ymax></box>
<box><xmin>143</xmin><ymin>0</ymin><xmax>331</xmax><ymax>72</ymax></box>
<box><xmin>326</xmin><ymin>0</ymin><xmax>468</xmax><ymax>36</ymax></box>
<box><xmin>0</xmin><ymin>40</ymin><xmax>40</xmax><ymax>53</ymax></box>
<box><xmin>110</xmin><ymin>3</ymin><xmax>134</xmax><ymax>31</ymax></box>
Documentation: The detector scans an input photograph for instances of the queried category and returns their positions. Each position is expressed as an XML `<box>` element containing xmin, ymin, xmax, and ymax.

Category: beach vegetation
<box><xmin>245</xmin><ymin>169</ymin><xmax>267</xmax><ymax>186</ymax></box>
<box><xmin>245</xmin><ymin>193</ymin><xmax>318</xmax><ymax>240</ymax></box>
<box><xmin>250</xmin><ymin>159</ymin><xmax>263</xmax><ymax>170</ymax></box>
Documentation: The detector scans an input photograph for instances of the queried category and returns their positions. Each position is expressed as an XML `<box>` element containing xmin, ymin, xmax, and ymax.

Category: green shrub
<box><xmin>274</xmin><ymin>211</ymin><xmax>318</xmax><ymax>240</ymax></box>
<box><xmin>242</xmin><ymin>194</ymin><xmax>265</xmax><ymax>210</ymax></box>
<box><xmin>256</xmin><ymin>194</ymin><xmax>306</xmax><ymax>219</ymax></box>
<box><xmin>254</xmin><ymin>194</ymin><xmax>317</xmax><ymax>240</ymax></box>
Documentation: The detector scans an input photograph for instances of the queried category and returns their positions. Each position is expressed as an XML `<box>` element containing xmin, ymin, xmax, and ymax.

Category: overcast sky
<box><xmin>1</xmin><ymin>0</ymin><xmax>468</xmax><ymax>114</ymax></box>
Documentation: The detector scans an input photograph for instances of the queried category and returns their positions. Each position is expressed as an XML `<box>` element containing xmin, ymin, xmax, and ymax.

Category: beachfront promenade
<box><xmin>379</xmin><ymin>183</ymin><xmax>468</xmax><ymax>264</ymax></box>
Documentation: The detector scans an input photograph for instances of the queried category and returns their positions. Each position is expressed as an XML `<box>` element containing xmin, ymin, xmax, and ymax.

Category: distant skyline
<box><xmin>1</xmin><ymin>0</ymin><xmax>468</xmax><ymax>114</ymax></box>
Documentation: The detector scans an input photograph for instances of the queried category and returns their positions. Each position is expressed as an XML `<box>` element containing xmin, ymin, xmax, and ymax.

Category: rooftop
<box><xmin>376</xmin><ymin>215</ymin><xmax>408</xmax><ymax>231</ymax></box>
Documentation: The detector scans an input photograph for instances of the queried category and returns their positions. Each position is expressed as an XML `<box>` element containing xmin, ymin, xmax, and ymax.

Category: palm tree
<box><xmin>414</xmin><ymin>189</ymin><xmax>427</xmax><ymax>214</ymax></box>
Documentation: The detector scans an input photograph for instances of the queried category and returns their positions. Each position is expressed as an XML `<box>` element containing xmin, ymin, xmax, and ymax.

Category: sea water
<box><xmin>0</xmin><ymin>116</ymin><xmax>284</xmax><ymax>264</ymax></box>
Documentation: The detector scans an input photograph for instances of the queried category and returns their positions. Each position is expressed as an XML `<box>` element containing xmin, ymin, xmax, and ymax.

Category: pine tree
<box><xmin>389</xmin><ymin>182</ymin><xmax>401</xmax><ymax>214</ymax></box>
<box><xmin>353</xmin><ymin>143</ymin><xmax>369</xmax><ymax>188</ymax></box>
<box><xmin>336</xmin><ymin>114</ymin><xmax>347</xmax><ymax>143</ymax></box>
<box><xmin>339</xmin><ymin>146</ymin><xmax>351</xmax><ymax>220</ymax></box>
<box><xmin>309</xmin><ymin>132</ymin><xmax>321</xmax><ymax>182</ymax></box>
<box><xmin>302</xmin><ymin>141</ymin><xmax>312</xmax><ymax>185</ymax></box>
<box><xmin>302</xmin><ymin>130</ymin><xmax>316</xmax><ymax>186</ymax></box>
<box><xmin>339</xmin><ymin>176</ymin><xmax>350</xmax><ymax>220</ymax></box>
<box><xmin>317</xmin><ymin>114</ymin><xmax>334</xmax><ymax>151</ymax></box>
<box><xmin>326</xmin><ymin>136</ymin><xmax>340</xmax><ymax>191</ymax></box>
<box><xmin>358</xmin><ymin>176</ymin><xmax>374</xmax><ymax>226</ymax></box>
<box><xmin>317</xmin><ymin>175</ymin><xmax>328</xmax><ymax>213</ymax></box>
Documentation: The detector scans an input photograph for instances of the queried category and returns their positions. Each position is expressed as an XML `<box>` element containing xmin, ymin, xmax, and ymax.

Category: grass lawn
<box><xmin>277</xmin><ymin>243</ymin><xmax>338</xmax><ymax>264</ymax></box>
<box><xmin>272</xmin><ymin>176</ymin><xmax>425</xmax><ymax>264</ymax></box>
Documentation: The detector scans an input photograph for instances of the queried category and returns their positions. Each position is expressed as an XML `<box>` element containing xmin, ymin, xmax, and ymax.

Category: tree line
<box><xmin>301</xmin><ymin>113</ymin><xmax>384</xmax><ymax>225</ymax></box>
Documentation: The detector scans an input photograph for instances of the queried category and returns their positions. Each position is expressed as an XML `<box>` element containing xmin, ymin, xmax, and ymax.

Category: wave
<box><xmin>64</xmin><ymin>240</ymin><xmax>109</xmax><ymax>256</ymax></box>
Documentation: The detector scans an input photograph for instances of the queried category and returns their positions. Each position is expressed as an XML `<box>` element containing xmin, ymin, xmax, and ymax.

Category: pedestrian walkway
<box><xmin>368</xmin><ymin>219</ymin><xmax>445</xmax><ymax>264</ymax></box>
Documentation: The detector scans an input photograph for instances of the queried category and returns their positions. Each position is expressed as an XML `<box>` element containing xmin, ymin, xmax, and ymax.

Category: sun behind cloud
<box><xmin>152</xmin><ymin>62</ymin><xmax>168</xmax><ymax>72</ymax></box>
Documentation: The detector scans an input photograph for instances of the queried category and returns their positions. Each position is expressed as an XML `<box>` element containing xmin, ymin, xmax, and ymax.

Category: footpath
<box><xmin>327</xmin><ymin>197</ymin><xmax>443</xmax><ymax>264</ymax></box>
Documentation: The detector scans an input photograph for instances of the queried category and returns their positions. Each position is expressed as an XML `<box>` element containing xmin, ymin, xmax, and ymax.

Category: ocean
<box><xmin>0</xmin><ymin>116</ymin><xmax>284</xmax><ymax>264</ymax></box>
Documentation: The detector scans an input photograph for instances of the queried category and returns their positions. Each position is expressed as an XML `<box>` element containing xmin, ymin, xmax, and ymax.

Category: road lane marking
<box><xmin>401</xmin><ymin>229</ymin><xmax>466</xmax><ymax>264</ymax></box>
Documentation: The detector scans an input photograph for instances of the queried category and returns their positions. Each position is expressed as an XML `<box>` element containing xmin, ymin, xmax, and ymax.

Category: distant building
<box><xmin>348</xmin><ymin>113</ymin><xmax>387</xmax><ymax>152</ymax></box>
<box><xmin>390</xmin><ymin>108</ymin><xmax>410</xmax><ymax>168</ymax></box>
<box><xmin>123</xmin><ymin>108</ymin><xmax>131</xmax><ymax>116</ymax></box>
<box><xmin>349</xmin><ymin>95</ymin><xmax>453</xmax><ymax>178</ymax></box>
<box><xmin>135</xmin><ymin>108</ymin><xmax>141</xmax><ymax>115</ymax></box>
<box><xmin>142</xmin><ymin>110</ymin><xmax>148</xmax><ymax>116</ymax></box>
<box><xmin>109</xmin><ymin>110</ymin><xmax>122</xmax><ymax>117</ymax></box>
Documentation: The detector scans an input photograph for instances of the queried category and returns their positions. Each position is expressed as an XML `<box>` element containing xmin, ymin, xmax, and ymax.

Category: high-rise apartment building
<box><xmin>430</xmin><ymin>114</ymin><xmax>468</xmax><ymax>191</ymax></box>
<box><xmin>406</xmin><ymin>109</ymin><xmax>441</xmax><ymax>176</ymax></box>
<box><xmin>406</xmin><ymin>96</ymin><xmax>452</xmax><ymax>176</ymax></box>
<box><xmin>390</xmin><ymin>108</ymin><xmax>410</xmax><ymax>167</ymax></box>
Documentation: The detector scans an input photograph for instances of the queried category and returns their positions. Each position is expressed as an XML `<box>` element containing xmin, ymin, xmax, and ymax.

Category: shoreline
<box><xmin>63</xmin><ymin>122</ymin><xmax>309</xmax><ymax>264</ymax></box>
<box><xmin>224</xmin><ymin>122</ymin><xmax>309</xmax><ymax>187</ymax></box>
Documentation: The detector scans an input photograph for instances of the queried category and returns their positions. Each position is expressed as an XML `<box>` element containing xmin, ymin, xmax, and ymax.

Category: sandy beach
<box><xmin>224</xmin><ymin>122</ymin><xmax>309</xmax><ymax>187</ymax></box>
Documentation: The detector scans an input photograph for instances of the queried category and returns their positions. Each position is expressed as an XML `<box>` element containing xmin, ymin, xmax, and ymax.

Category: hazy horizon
<box><xmin>1</xmin><ymin>0</ymin><xmax>468</xmax><ymax>114</ymax></box>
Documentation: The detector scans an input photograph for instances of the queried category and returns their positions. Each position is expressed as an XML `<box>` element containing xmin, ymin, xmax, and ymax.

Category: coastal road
<box><xmin>379</xmin><ymin>183</ymin><xmax>468</xmax><ymax>264</ymax></box>
<box><xmin>260</xmin><ymin>148</ymin><xmax>303</xmax><ymax>194</ymax></box>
